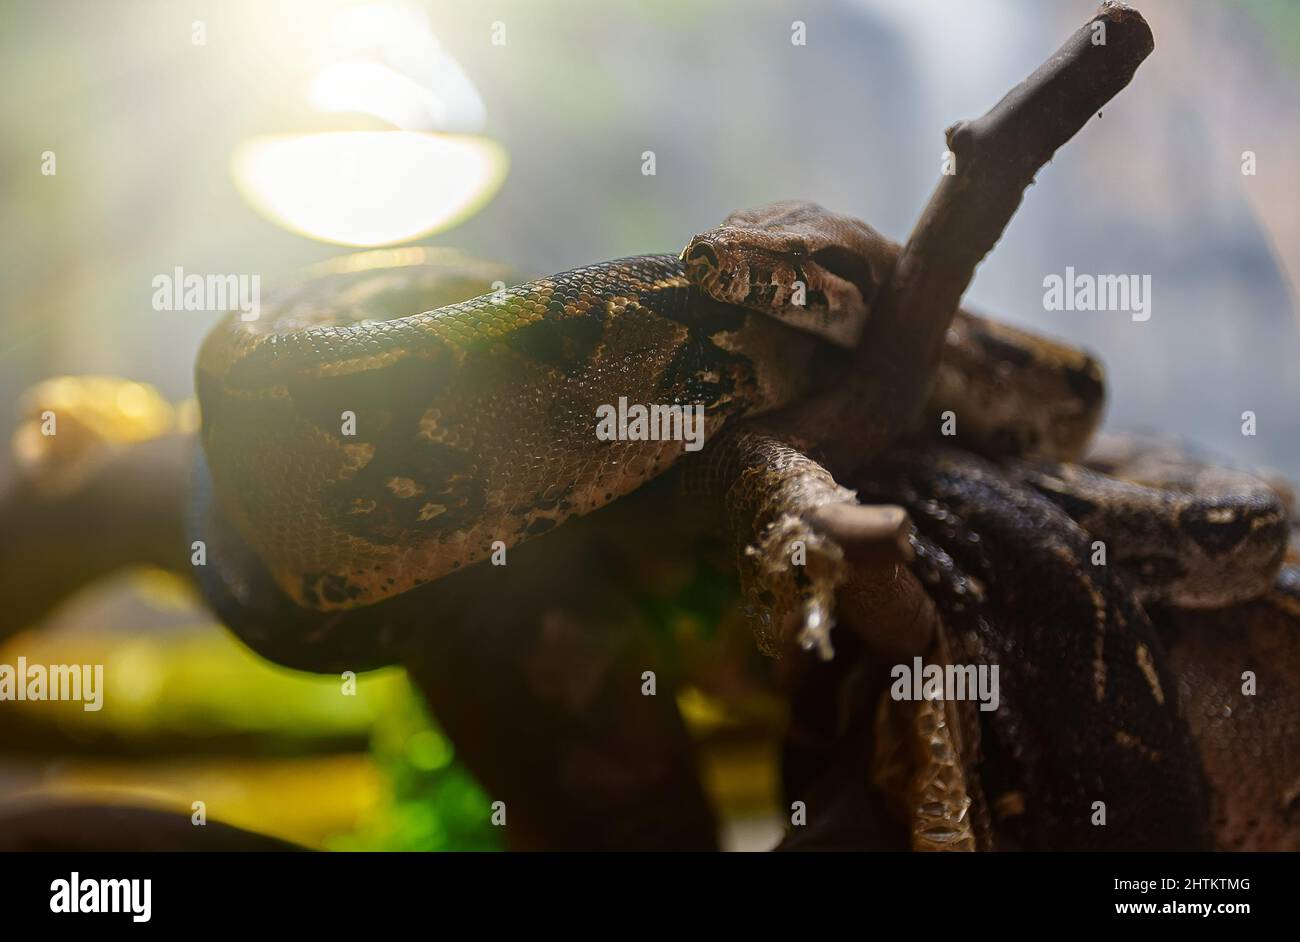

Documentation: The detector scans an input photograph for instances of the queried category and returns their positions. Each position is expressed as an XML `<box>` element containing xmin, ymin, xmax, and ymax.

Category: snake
<box><xmin>195</xmin><ymin>201</ymin><xmax>1286</xmax><ymax>623</ymax></box>
<box><xmin>185</xmin><ymin>201</ymin><xmax>1293</xmax><ymax>850</ymax></box>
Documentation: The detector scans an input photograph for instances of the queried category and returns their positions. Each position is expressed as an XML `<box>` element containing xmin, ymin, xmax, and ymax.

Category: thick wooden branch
<box><xmin>778</xmin><ymin>1</ymin><xmax>1154</xmax><ymax>473</ymax></box>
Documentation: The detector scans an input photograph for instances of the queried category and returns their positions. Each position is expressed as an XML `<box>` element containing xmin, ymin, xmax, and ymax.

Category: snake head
<box><xmin>681</xmin><ymin>200</ymin><xmax>895</xmax><ymax>348</ymax></box>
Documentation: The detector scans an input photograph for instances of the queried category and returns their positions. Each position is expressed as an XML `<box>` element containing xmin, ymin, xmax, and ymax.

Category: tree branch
<box><xmin>780</xmin><ymin>1</ymin><xmax>1154</xmax><ymax>473</ymax></box>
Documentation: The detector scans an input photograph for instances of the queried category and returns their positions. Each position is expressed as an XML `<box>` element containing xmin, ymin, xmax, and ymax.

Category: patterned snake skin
<box><xmin>190</xmin><ymin>204</ymin><xmax>1293</xmax><ymax>851</ymax></box>
<box><xmin>196</xmin><ymin>252</ymin><xmax>821</xmax><ymax>613</ymax></box>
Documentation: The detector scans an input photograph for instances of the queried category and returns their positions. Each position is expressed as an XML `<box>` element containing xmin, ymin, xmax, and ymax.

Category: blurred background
<box><xmin>0</xmin><ymin>0</ymin><xmax>1295</xmax><ymax>849</ymax></box>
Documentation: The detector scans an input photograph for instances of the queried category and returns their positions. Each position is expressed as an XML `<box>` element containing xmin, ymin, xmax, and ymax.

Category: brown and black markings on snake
<box><xmin>193</xmin><ymin>201</ymin><xmax>1287</xmax><ymax>851</ymax></box>
<box><xmin>196</xmin><ymin>252</ymin><xmax>825</xmax><ymax>613</ymax></box>
<box><xmin>20</xmin><ymin>5</ymin><xmax>1294</xmax><ymax>850</ymax></box>
<box><xmin>195</xmin><ymin>202</ymin><xmax>1140</xmax><ymax>625</ymax></box>
<box><xmin>856</xmin><ymin>448</ymin><xmax>1211</xmax><ymax>850</ymax></box>
<box><xmin>1008</xmin><ymin>451</ymin><xmax>1290</xmax><ymax>609</ymax></box>
<box><xmin>1147</xmin><ymin>545</ymin><xmax>1300</xmax><ymax>850</ymax></box>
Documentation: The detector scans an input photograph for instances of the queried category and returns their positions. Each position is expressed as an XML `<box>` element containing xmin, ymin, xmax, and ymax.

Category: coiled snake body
<box><xmin>196</xmin><ymin>252</ymin><xmax>819</xmax><ymax>613</ymax></box>
<box><xmin>196</xmin><ymin>202</ymin><xmax>1286</xmax><ymax>619</ymax></box>
<box><xmin>193</xmin><ymin>202</ymin><xmax>1292</xmax><ymax>850</ymax></box>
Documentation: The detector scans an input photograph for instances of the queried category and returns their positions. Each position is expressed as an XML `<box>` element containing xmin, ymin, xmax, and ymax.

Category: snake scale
<box><xmin>192</xmin><ymin>201</ymin><xmax>1293</xmax><ymax>850</ymax></box>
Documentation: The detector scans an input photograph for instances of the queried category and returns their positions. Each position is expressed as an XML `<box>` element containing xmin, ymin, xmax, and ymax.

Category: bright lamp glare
<box><xmin>310</xmin><ymin>60</ymin><xmax>456</xmax><ymax>132</ymax></box>
<box><xmin>230</xmin><ymin>132</ymin><xmax>507</xmax><ymax>247</ymax></box>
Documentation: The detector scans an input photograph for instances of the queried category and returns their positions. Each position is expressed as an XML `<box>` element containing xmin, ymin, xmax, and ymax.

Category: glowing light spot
<box><xmin>311</xmin><ymin>61</ymin><xmax>455</xmax><ymax>132</ymax></box>
<box><xmin>231</xmin><ymin>132</ymin><xmax>507</xmax><ymax>247</ymax></box>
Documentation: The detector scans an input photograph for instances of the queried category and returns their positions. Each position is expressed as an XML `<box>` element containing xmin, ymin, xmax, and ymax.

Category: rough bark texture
<box><xmin>773</xmin><ymin>2</ymin><xmax>1154</xmax><ymax>475</ymax></box>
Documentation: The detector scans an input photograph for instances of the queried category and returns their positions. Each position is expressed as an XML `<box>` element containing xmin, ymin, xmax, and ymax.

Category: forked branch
<box><xmin>786</xmin><ymin>1</ymin><xmax>1154</xmax><ymax>472</ymax></box>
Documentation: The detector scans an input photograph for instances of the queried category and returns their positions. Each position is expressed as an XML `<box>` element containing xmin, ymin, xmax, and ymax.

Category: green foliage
<box><xmin>326</xmin><ymin>682</ymin><xmax>500</xmax><ymax>852</ymax></box>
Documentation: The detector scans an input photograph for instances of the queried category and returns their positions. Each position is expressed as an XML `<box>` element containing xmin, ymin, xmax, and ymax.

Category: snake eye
<box><xmin>685</xmin><ymin>241</ymin><xmax>720</xmax><ymax>269</ymax></box>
